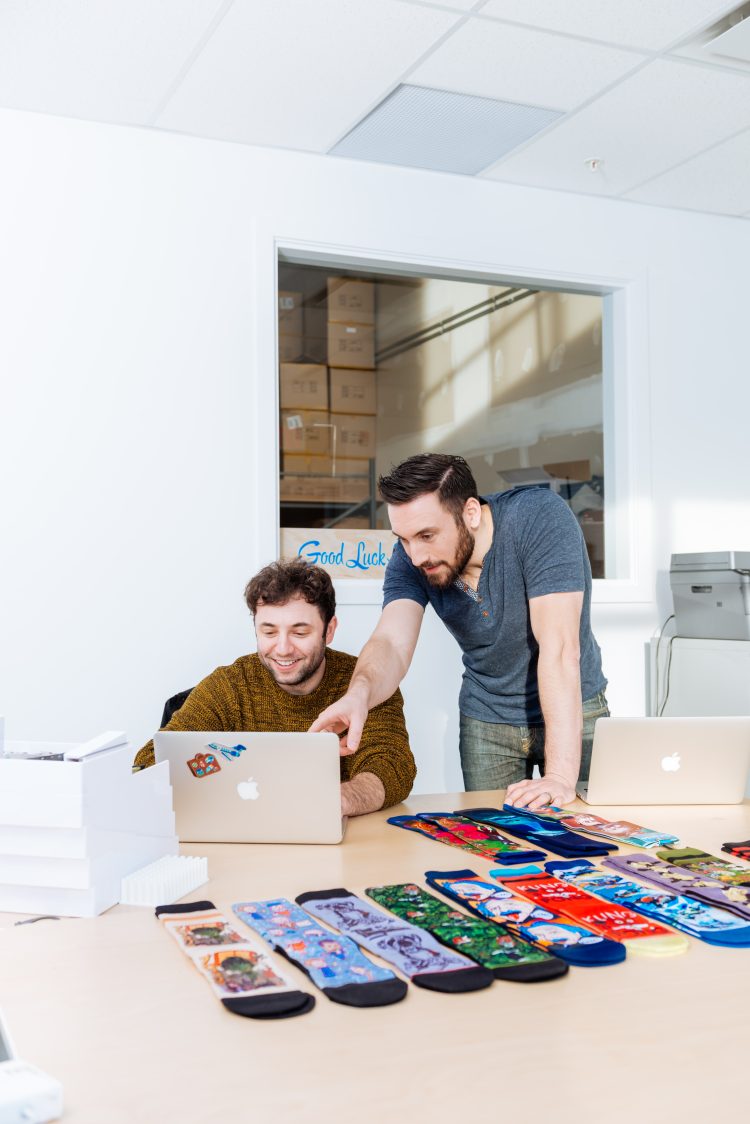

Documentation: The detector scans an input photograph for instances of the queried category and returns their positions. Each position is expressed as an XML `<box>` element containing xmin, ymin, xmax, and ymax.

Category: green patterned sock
<box><xmin>656</xmin><ymin>846</ymin><xmax>750</xmax><ymax>885</ymax></box>
<box><xmin>366</xmin><ymin>882</ymin><xmax>567</xmax><ymax>982</ymax></box>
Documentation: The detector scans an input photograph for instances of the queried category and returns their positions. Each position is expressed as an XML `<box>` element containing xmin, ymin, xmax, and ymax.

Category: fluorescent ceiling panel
<box><xmin>483</xmin><ymin>58</ymin><xmax>750</xmax><ymax>195</ymax></box>
<box><xmin>156</xmin><ymin>0</ymin><xmax>460</xmax><ymax>151</ymax></box>
<box><xmin>479</xmin><ymin>0</ymin><xmax>741</xmax><ymax>52</ymax></box>
<box><xmin>0</xmin><ymin>0</ymin><xmax>225</xmax><ymax>124</ymax></box>
<box><xmin>330</xmin><ymin>83</ymin><xmax>562</xmax><ymax>174</ymax></box>
<box><xmin>409</xmin><ymin>16</ymin><xmax>645</xmax><ymax>111</ymax></box>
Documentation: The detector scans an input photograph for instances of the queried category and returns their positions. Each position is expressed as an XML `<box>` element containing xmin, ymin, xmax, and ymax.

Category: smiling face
<box><xmin>388</xmin><ymin>492</ymin><xmax>479</xmax><ymax>589</ymax></box>
<box><xmin>254</xmin><ymin>595</ymin><xmax>336</xmax><ymax>695</ymax></box>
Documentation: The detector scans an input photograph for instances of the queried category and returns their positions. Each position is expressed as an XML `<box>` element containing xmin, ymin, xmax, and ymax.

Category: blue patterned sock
<box><xmin>233</xmin><ymin>898</ymin><xmax>407</xmax><ymax>1007</ymax></box>
<box><xmin>425</xmin><ymin>868</ymin><xmax>625</xmax><ymax>967</ymax></box>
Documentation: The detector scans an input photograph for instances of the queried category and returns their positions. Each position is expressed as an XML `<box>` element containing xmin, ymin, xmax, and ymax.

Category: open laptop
<box><xmin>154</xmin><ymin>731</ymin><xmax>345</xmax><ymax>843</ymax></box>
<box><xmin>577</xmin><ymin>716</ymin><xmax>750</xmax><ymax>805</ymax></box>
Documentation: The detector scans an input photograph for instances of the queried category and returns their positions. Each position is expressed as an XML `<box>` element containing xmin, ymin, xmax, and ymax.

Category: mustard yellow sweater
<box><xmin>134</xmin><ymin>648</ymin><xmax>416</xmax><ymax>809</ymax></box>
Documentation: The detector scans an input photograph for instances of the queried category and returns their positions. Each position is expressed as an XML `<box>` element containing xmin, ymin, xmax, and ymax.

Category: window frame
<box><xmin>253</xmin><ymin>235</ymin><xmax>651</xmax><ymax>606</ymax></box>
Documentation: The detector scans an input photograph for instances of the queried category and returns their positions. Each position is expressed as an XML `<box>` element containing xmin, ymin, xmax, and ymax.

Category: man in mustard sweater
<box><xmin>134</xmin><ymin>559</ymin><xmax>416</xmax><ymax>817</ymax></box>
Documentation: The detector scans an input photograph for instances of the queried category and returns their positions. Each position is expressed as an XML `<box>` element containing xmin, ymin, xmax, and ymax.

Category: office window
<box><xmin>278</xmin><ymin>261</ymin><xmax>607</xmax><ymax>578</ymax></box>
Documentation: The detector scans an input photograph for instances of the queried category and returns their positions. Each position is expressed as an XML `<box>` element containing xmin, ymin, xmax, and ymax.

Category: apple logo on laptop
<box><xmin>661</xmin><ymin>752</ymin><xmax>681</xmax><ymax>773</ymax></box>
<box><xmin>237</xmin><ymin>777</ymin><xmax>260</xmax><ymax>800</ymax></box>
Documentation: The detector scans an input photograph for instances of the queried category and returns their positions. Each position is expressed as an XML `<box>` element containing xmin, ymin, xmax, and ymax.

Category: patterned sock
<box><xmin>510</xmin><ymin>807</ymin><xmax>679</xmax><ymax>849</ymax></box>
<box><xmin>296</xmin><ymin>888</ymin><xmax>492</xmax><ymax>993</ymax></box>
<box><xmin>232</xmin><ymin>898</ymin><xmax>407</xmax><ymax>1007</ymax></box>
<box><xmin>425</xmin><ymin>868</ymin><xmax>625</xmax><ymax>966</ymax></box>
<box><xmin>489</xmin><ymin>865</ymin><xmax>687</xmax><ymax>956</ymax></box>
<box><xmin>462</xmin><ymin>807</ymin><xmax>616</xmax><ymax>858</ymax></box>
<box><xmin>722</xmin><ymin>839</ymin><xmax>750</xmax><ymax>861</ymax></box>
<box><xmin>547</xmin><ymin>859</ymin><xmax>750</xmax><ymax>947</ymax></box>
<box><xmin>366</xmin><ymin>882</ymin><xmax>568</xmax><ymax>982</ymax></box>
<box><xmin>155</xmin><ymin>900</ymin><xmax>314</xmax><ymax>1019</ymax></box>
<box><xmin>656</xmin><ymin>846</ymin><xmax>750</xmax><ymax>885</ymax></box>
<box><xmin>605</xmin><ymin>854</ymin><xmax>750</xmax><ymax>923</ymax></box>
<box><xmin>416</xmin><ymin>813</ymin><xmax>546</xmax><ymax>863</ymax></box>
<box><xmin>387</xmin><ymin>815</ymin><xmax>542</xmax><ymax>862</ymax></box>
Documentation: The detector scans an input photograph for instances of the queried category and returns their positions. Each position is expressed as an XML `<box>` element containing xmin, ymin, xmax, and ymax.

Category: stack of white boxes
<box><xmin>0</xmin><ymin>738</ymin><xmax>178</xmax><ymax>917</ymax></box>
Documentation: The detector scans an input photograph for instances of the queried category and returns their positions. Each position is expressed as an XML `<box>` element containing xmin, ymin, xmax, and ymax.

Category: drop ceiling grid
<box><xmin>0</xmin><ymin>0</ymin><xmax>227</xmax><ymax>124</ymax></box>
<box><xmin>625</xmin><ymin>126</ymin><xmax>750</xmax><ymax>215</ymax></box>
<box><xmin>476</xmin><ymin>0</ymin><xmax>744</xmax><ymax>52</ymax></box>
<box><xmin>481</xmin><ymin>58</ymin><xmax>750</xmax><ymax>197</ymax></box>
<box><xmin>407</xmin><ymin>17</ymin><xmax>648</xmax><ymax>110</ymax></box>
<box><xmin>154</xmin><ymin>0</ymin><xmax>463</xmax><ymax>150</ymax></box>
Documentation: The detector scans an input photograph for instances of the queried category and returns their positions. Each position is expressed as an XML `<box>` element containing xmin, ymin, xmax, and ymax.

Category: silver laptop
<box><xmin>576</xmin><ymin>716</ymin><xmax>750</xmax><ymax>805</ymax></box>
<box><xmin>154</xmin><ymin>731</ymin><xmax>345</xmax><ymax>843</ymax></box>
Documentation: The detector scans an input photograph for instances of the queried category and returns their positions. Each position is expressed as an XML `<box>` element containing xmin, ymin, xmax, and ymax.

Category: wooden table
<box><xmin>3</xmin><ymin>791</ymin><xmax>749</xmax><ymax>1124</ymax></box>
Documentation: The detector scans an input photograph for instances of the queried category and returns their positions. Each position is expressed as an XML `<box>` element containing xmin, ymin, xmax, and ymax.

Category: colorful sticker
<box><xmin>187</xmin><ymin>752</ymin><xmax>221</xmax><ymax>778</ymax></box>
<box><xmin>207</xmin><ymin>742</ymin><xmax>247</xmax><ymax>763</ymax></box>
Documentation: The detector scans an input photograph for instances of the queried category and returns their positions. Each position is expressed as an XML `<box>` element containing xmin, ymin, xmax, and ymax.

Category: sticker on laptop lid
<box><xmin>187</xmin><ymin>752</ymin><xmax>221</xmax><ymax>778</ymax></box>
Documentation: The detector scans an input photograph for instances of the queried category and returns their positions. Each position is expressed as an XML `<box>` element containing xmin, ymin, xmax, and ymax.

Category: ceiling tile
<box><xmin>406</xmin><ymin>0</ymin><xmax>481</xmax><ymax>9</ymax></box>
<box><xmin>0</xmin><ymin>0</ymin><xmax>225</xmax><ymax>124</ymax></box>
<box><xmin>409</xmin><ymin>17</ymin><xmax>646</xmax><ymax>111</ymax></box>
<box><xmin>478</xmin><ymin>0</ymin><xmax>740</xmax><ymax>52</ymax></box>
<box><xmin>626</xmin><ymin>127</ymin><xmax>750</xmax><ymax>215</ymax></box>
<box><xmin>482</xmin><ymin>59</ymin><xmax>750</xmax><ymax>196</ymax></box>
<box><xmin>156</xmin><ymin>0</ymin><xmax>461</xmax><ymax>150</ymax></box>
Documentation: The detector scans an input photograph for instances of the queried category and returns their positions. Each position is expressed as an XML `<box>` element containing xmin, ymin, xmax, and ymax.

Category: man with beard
<box><xmin>311</xmin><ymin>453</ymin><xmax>607</xmax><ymax>812</ymax></box>
<box><xmin>134</xmin><ymin>559</ymin><xmax>415</xmax><ymax>817</ymax></box>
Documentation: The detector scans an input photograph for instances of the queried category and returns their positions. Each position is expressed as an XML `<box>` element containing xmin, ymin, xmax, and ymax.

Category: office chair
<box><xmin>160</xmin><ymin>688</ymin><xmax>193</xmax><ymax>728</ymax></box>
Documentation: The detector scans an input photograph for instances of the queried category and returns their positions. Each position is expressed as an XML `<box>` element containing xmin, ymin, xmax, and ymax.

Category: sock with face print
<box><xmin>232</xmin><ymin>898</ymin><xmax>407</xmax><ymax>1007</ymax></box>
<box><xmin>604</xmin><ymin>854</ymin><xmax>750</xmax><ymax>922</ymax></box>
<box><xmin>425</xmin><ymin>868</ymin><xmax>626</xmax><ymax>966</ymax></box>
<box><xmin>656</xmin><ymin>846</ymin><xmax>750</xmax><ymax>885</ymax></box>
<box><xmin>546</xmin><ymin>859</ymin><xmax>750</xmax><ymax>947</ymax></box>
<box><xmin>296</xmin><ymin>889</ymin><xmax>493</xmax><ymax>993</ymax></box>
<box><xmin>366</xmin><ymin>881</ymin><xmax>568</xmax><ymax>982</ymax></box>
<box><xmin>155</xmin><ymin>900</ymin><xmax>315</xmax><ymax>1019</ymax></box>
<box><xmin>489</xmin><ymin>865</ymin><xmax>688</xmax><ymax>956</ymax></box>
<box><xmin>462</xmin><ymin>807</ymin><xmax>616</xmax><ymax>858</ymax></box>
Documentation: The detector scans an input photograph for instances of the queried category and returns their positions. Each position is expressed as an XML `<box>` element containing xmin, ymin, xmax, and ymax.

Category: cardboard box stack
<box><xmin>0</xmin><ymin>736</ymin><xmax>178</xmax><ymax>917</ymax></box>
<box><xmin>279</xmin><ymin>277</ymin><xmax>377</xmax><ymax>514</ymax></box>
<box><xmin>278</xmin><ymin>291</ymin><xmax>304</xmax><ymax>363</ymax></box>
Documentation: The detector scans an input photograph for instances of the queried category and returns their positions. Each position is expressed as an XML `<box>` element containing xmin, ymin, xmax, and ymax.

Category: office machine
<box><xmin>670</xmin><ymin>551</ymin><xmax>750</xmax><ymax>640</ymax></box>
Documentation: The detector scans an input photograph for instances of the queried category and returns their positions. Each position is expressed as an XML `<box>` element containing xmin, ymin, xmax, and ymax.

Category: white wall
<box><xmin>2</xmin><ymin>108</ymin><xmax>749</xmax><ymax>793</ymax></box>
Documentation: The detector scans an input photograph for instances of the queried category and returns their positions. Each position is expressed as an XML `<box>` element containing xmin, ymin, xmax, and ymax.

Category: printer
<box><xmin>670</xmin><ymin>551</ymin><xmax>750</xmax><ymax>640</ymax></box>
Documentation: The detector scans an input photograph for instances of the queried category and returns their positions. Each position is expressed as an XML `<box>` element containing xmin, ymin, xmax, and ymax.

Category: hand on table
<box><xmin>504</xmin><ymin>773</ymin><xmax>576</xmax><ymax>812</ymax></box>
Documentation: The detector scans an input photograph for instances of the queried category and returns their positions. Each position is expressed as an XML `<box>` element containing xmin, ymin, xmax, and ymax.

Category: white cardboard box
<box><xmin>0</xmin><ymin>743</ymin><xmax>178</xmax><ymax>917</ymax></box>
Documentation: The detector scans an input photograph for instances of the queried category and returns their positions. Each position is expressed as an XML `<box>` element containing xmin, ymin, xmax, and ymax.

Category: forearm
<box><xmin>340</xmin><ymin>772</ymin><xmax>385</xmax><ymax>817</ymax></box>
<box><xmin>537</xmin><ymin>646</ymin><xmax>582</xmax><ymax>784</ymax></box>
<box><xmin>348</xmin><ymin>634</ymin><xmax>409</xmax><ymax>710</ymax></box>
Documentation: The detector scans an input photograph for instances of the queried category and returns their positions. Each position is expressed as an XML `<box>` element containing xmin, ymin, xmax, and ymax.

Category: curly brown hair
<box><xmin>244</xmin><ymin>559</ymin><xmax>336</xmax><ymax>628</ymax></box>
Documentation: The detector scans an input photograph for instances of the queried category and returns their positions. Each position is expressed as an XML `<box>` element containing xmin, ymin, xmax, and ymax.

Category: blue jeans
<box><xmin>459</xmin><ymin>690</ymin><xmax>610</xmax><ymax>792</ymax></box>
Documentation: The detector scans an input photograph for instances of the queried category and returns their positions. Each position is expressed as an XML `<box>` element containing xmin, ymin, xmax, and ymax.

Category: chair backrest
<box><xmin>160</xmin><ymin>688</ymin><xmax>193</xmax><ymax>729</ymax></box>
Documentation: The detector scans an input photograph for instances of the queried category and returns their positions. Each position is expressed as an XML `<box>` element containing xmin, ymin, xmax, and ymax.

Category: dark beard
<box><xmin>421</xmin><ymin>518</ymin><xmax>475</xmax><ymax>589</ymax></box>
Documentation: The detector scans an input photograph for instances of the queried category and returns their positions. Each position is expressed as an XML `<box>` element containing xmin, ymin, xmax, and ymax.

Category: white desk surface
<box><xmin>3</xmin><ymin>791</ymin><xmax>750</xmax><ymax>1124</ymax></box>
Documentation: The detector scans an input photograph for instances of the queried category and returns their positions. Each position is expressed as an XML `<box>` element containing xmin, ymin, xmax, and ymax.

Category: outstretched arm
<box><xmin>505</xmin><ymin>591</ymin><xmax>583</xmax><ymax>811</ymax></box>
<box><xmin>309</xmin><ymin>599</ymin><xmax>424</xmax><ymax>752</ymax></box>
